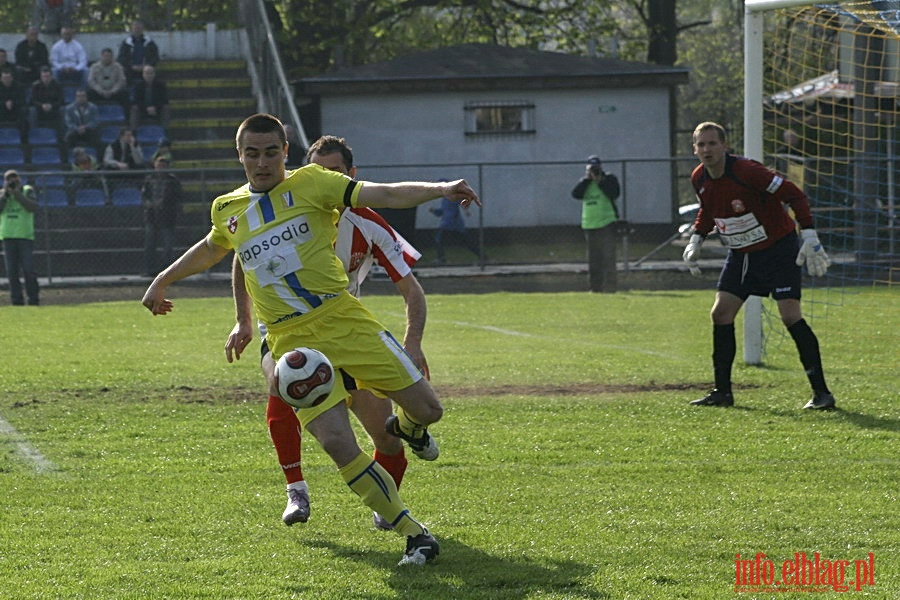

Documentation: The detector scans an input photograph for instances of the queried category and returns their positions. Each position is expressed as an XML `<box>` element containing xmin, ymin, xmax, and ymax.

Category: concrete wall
<box><xmin>320</xmin><ymin>87</ymin><xmax>675</xmax><ymax>227</ymax></box>
<box><xmin>0</xmin><ymin>25</ymin><xmax>244</xmax><ymax>62</ymax></box>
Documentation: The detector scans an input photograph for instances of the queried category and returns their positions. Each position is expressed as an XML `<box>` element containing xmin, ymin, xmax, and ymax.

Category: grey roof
<box><xmin>296</xmin><ymin>43</ymin><xmax>689</xmax><ymax>95</ymax></box>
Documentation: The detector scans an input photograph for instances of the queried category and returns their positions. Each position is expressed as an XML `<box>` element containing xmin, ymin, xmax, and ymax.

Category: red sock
<box><xmin>373</xmin><ymin>448</ymin><xmax>408</xmax><ymax>489</ymax></box>
<box><xmin>266</xmin><ymin>395</ymin><xmax>303</xmax><ymax>484</ymax></box>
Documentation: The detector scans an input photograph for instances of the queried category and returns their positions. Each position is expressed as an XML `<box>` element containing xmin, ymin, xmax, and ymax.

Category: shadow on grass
<box><xmin>710</xmin><ymin>402</ymin><xmax>899</xmax><ymax>434</ymax></box>
<box><xmin>303</xmin><ymin>535</ymin><xmax>610</xmax><ymax>599</ymax></box>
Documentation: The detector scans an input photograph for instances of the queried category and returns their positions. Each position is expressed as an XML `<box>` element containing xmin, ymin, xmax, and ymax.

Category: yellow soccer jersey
<box><xmin>209</xmin><ymin>164</ymin><xmax>363</xmax><ymax>326</ymax></box>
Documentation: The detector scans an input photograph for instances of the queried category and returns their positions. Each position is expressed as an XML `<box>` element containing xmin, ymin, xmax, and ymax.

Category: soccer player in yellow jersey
<box><xmin>141</xmin><ymin>113</ymin><xmax>480</xmax><ymax>566</ymax></box>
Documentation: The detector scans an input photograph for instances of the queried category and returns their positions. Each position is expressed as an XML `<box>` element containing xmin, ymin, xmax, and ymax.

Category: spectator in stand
<box><xmin>67</xmin><ymin>145</ymin><xmax>108</xmax><ymax>201</ymax></box>
<box><xmin>32</xmin><ymin>0</ymin><xmax>77</xmax><ymax>36</ymax></box>
<box><xmin>14</xmin><ymin>27</ymin><xmax>49</xmax><ymax>86</ymax></box>
<box><xmin>117</xmin><ymin>20</ymin><xmax>160</xmax><ymax>84</ymax></box>
<box><xmin>129</xmin><ymin>65</ymin><xmax>169</xmax><ymax>133</ymax></box>
<box><xmin>87</xmin><ymin>48</ymin><xmax>129</xmax><ymax>114</ymax></box>
<box><xmin>152</xmin><ymin>136</ymin><xmax>173</xmax><ymax>163</ymax></box>
<box><xmin>29</xmin><ymin>65</ymin><xmax>64</xmax><ymax>136</ymax></box>
<box><xmin>0</xmin><ymin>66</ymin><xmax>29</xmax><ymax>143</ymax></box>
<box><xmin>0</xmin><ymin>49</ymin><xmax>11</xmax><ymax>73</ymax></box>
<box><xmin>50</xmin><ymin>26</ymin><xmax>88</xmax><ymax>88</ymax></box>
<box><xmin>102</xmin><ymin>126</ymin><xmax>145</xmax><ymax>187</ymax></box>
<box><xmin>63</xmin><ymin>88</ymin><xmax>100</xmax><ymax>153</ymax></box>
<box><xmin>140</xmin><ymin>153</ymin><xmax>181</xmax><ymax>277</ymax></box>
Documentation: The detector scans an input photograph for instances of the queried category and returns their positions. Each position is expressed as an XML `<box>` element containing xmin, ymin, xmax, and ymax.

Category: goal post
<box><xmin>743</xmin><ymin>0</ymin><xmax>900</xmax><ymax>364</ymax></box>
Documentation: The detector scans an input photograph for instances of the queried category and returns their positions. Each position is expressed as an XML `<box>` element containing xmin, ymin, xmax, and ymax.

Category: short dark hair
<box><xmin>236</xmin><ymin>113</ymin><xmax>286</xmax><ymax>148</ymax></box>
<box><xmin>693</xmin><ymin>121</ymin><xmax>727</xmax><ymax>143</ymax></box>
<box><xmin>305</xmin><ymin>135</ymin><xmax>354</xmax><ymax>170</ymax></box>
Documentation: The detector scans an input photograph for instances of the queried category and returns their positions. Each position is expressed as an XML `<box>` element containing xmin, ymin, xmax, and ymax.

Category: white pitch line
<box><xmin>0</xmin><ymin>413</ymin><xmax>57</xmax><ymax>473</ymax></box>
<box><xmin>430</xmin><ymin>317</ymin><xmax>687</xmax><ymax>361</ymax></box>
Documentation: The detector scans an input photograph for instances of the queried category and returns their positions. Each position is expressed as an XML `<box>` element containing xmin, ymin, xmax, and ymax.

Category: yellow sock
<box><xmin>396</xmin><ymin>408</ymin><xmax>426</xmax><ymax>440</ymax></box>
<box><xmin>339</xmin><ymin>451</ymin><xmax>425</xmax><ymax>538</ymax></box>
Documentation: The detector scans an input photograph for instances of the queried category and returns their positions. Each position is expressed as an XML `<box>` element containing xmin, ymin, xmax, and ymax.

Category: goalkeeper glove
<box><xmin>795</xmin><ymin>229</ymin><xmax>831</xmax><ymax>277</ymax></box>
<box><xmin>682</xmin><ymin>234</ymin><xmax>703</xmax><ymax>278</ymax></box>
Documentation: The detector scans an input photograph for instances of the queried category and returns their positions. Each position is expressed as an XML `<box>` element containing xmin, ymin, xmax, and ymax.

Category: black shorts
<box><xmin>263</xmin><ymin>337</ymin><xmax>356</xmax><ymax>391</ymax></box>
<box><xmin>717</xmin><ymin>231</ymin><xmax>802</xmax><ymax>301</ymax></box>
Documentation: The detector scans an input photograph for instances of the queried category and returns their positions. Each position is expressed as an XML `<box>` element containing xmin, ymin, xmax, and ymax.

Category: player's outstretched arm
<box><xmin>142</xmin><ymin>235</ymin><xmax>230</xmax><ymax>315</ymax></box>
<box><xmin>357</xmin><ymin>179</ymin><xmax>480</xmax><ymax>210</ymax></box>
<box><xmin>225</xmin><ymin>254</ymin><xmax>254</xmax><ymax>363</ymax></box>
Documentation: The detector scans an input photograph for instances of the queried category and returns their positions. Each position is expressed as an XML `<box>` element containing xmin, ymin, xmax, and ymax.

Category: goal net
<box><xmin>744</xmin><ymin>0</ymin><xmax>898</xmax><ymax>363</ymax></box>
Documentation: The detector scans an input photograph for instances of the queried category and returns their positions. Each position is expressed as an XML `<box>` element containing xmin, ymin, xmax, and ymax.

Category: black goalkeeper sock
<box><xmin>788</xmin><ymin>319</ymin><xmax>829</xmax><ymax>394</ymax></box>
<box><xmin>712</xmin><ymin>323</ymin><xmax>735</xmax><ymax>395</ymax></box>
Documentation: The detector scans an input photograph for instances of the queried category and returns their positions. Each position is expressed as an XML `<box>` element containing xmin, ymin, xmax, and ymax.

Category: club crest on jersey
<box><xmin>281</xmin><ymin>191</ymin><xmax>294</xmax><ymax>208</ymax></box>
<box><xmin>228</xmin><ymin>215</ymin><xmax>239</xmax><ymax>234</ymax></box>
<box><xmin>348</xmin><ymin>252</ymin><xmax>365</xmax><ymax>272</ymax></box>
<box><xmin>731</xmin><ymin>199</ymin><xmax>746</xmax><ymax>213</ymax></box>
<box><xmin>264</xmin><ymin>255</ymin><xmax>290</xmax><ymax>278</ymax></box>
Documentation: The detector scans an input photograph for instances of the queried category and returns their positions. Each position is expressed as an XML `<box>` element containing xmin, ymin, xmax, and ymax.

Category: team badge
<box><xmin>731</xmin><ymin>199</ymin><xmax>746</xmax><ymax>213</ymax></box>
<box><xmin>281</xmin><ymin>191</ymin><xmax>294</xmax><ymax>208</ymax></box>
<box><xmin>228</xmin><ymin>215</ymin><xmax>239</xmax><ymax>234</ymax></box>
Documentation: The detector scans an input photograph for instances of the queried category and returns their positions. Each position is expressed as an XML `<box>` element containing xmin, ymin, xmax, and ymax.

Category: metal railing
<box><xmin>239</xmin><ymin>0</ymin><xmax>309</xmax><ymax>149</ymax></box>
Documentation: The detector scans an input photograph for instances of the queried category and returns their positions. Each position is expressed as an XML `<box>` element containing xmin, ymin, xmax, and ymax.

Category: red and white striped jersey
<box><xmin>335</xmin><ymin>207</ymin><xmax>421</xmax><ymax>297</ymax></box>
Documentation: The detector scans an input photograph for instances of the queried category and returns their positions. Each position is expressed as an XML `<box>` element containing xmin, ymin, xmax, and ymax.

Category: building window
<box><xmin>464</xmin><ymin>101</ymin><xmax>535</xmax><ymax>135</ymax></box>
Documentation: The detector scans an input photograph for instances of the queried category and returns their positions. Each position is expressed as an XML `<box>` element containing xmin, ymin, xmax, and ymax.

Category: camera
<box><xmin>589</xmin><ymin>165</ymin><xmax>602</xmax><ymax>176</ymax></box>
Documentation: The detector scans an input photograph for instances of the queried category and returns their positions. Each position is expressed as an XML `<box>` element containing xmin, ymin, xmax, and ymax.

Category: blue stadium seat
<box><xmin>30</xmin><ymin>146</ymin><xmax>62</xmax><ymax>166</ymax></box>
<box><xmin>111</xmin><ymin>187</ymin><xmax>142</xmax><ymax>207</ymax></box>
<box><xmin>97</xmin><ymin>103</ymin><xmax>126</xmax><ymax>124</ymax></box>
<box><xmin>100</xmin><ymin>126</ymin><xmax>121</xmax><ymax>145</ymax></box>
<box><xmin>135</xmin><ymin>124</ymin><xmax>166</xmax><ymax>145</ymax></box>
<box><xmin>63</xmin><ymin>86</ymin><xmax>78</xmax><ymax>104</ymax></box>
<box><xmin>0</xmin><ymin>147</ymin><xmax>25</xmax><ymax>166</ymax></box>
<box><xmin>0</xmin><ymin>127</ymin><xmax>21</xmax><ymax>145</ymax></box>
<box><xmin>28</xmin><ymin>127</ymin><xmax>59</xmax><ymax>146</ymax></box>
<box><xmin>34</xmin><ymin>174</ymin><xmax>65</xmax><ymax>188</ymax></box>
<box><xmin>74</xmin><ymin>188</ymin><xmax>107</xmax><ymax>207</ymax></box>
<box><xmin>42</xmin><ymin>188</ymin><xmax>70</xmax><ymax>207</ymax></box>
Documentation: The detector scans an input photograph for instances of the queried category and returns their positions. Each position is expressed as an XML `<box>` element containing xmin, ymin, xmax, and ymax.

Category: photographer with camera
<box><xmin>571</xmin><ymin>155</ymin><xmax>622</xmax><ymax>293</ymax></box>
<box><xmin>0</xmin><ymin>170</ymin><xmax>40</xmax><ymax>306</ymax></box>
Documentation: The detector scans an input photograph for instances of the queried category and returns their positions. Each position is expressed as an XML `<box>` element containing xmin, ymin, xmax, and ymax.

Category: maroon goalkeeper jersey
<box><xmin>690</xmin><ymin>154</ymin><xmax>813</xmax><ymax>253</ymax></box>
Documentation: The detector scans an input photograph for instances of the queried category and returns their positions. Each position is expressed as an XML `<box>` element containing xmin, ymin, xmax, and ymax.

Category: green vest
<box><xmin>580</xmin><ymin>181</ymin><xmax>617</xmax><ymax>230</ymax></box>
<box><xmin>0</xmin><ymin>185</ymin><xmax>36</xmax><ymax>240</ymax></box>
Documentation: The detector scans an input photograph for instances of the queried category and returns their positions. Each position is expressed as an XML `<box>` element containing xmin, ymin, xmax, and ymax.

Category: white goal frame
<box><xmin>742</xmin><ymin>0</ymin><xmax>818</xmax><ymax>364</ymax></box>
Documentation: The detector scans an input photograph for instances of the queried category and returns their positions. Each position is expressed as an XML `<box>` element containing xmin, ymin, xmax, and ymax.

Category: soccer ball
<box><xmin>275</xmin><ymin>347</ymin><xmax>335</xmax><ymax>409</ymax></box>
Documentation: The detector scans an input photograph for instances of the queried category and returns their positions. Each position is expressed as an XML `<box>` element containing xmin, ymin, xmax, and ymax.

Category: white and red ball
<box><xmin>275</xmin><ymin>347</ymin><xmax>335</xmax><ymax>409</ymax></box>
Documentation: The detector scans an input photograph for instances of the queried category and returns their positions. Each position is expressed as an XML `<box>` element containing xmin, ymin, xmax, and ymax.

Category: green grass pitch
<box><xmin>0</xmin><ymin>287</ymin><xmax>896</xmax><ymax>599</ymax></box>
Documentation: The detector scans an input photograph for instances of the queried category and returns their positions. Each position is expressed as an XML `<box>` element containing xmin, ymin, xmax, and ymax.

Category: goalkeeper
<box><xmin>683</xmin><ymin>121</ymin><xmax>835</xmax><ymax>410</ymax></box>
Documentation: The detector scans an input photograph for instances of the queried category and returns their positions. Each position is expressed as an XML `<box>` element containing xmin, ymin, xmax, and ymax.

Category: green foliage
<box><xmin>0</xmin><ymin>288</ymin><xmax>897</xmax><ymax>598</ymax></box>
<box><xmin>0</xmin><ymin>0</ymin><xmax>240</xmax><ymax>33</ymax></box>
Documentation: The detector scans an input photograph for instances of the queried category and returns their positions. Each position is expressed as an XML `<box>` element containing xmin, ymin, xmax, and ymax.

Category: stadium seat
<box><xmin>74</xmin><ymin>188</ymin><xmax>107</xmax><ymax>207</ymax></box>
<box><xmin>42</xmin><ymin>188</ymin><xmax>70</xmax><ymax>207</ymax></box>
<box><xmin>110</xmin><ymin>187</ymin><xmax>142</xmax><ymax>207</ymax></box>
<box><xmin>0</xmin><ymin>147</ymin><xmax>25</xmax><ymax>166</ymax></box>
<box><xmin>100</xmin><ymin>125</ymin><xmax>121</xmax><ymax>145</ymax></box>
<box><xmin>0</xmin><ymin>127</ymin><xmax>21</xmax><ymax>145</ymax></box>
<box><xmin>97</xmin><ymin>103</ymin><xmax>126</xmax><ymax>124</ymax></box>
<box><xmin>34</xmin><ymin>174</ymin><xmax>65</xmax><ymax>188</ymax></box>
<box><xmin>135</xmin><ymin>124</ymin><xmax>166</xmax><ymax>145</ymax></box>
<box><xmin>63</xmin><ymin>86</ymin><xmax>78</xmax><ymax>104</ymax></box>
<box><xmin>28</xmin><ymin>127</ymin><xmax>59</xmax><ymax>146</ymax></box>
<box><xmin>30</xmin><ymin>146</ymin><xmax>62</xmax><ymax>166</ymax></box>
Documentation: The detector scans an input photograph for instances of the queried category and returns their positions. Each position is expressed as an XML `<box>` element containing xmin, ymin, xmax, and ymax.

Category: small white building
<box><xmin>295</xmin><ymin>44</ymin><xmax>689</xmax><ymax>230</ymax></box>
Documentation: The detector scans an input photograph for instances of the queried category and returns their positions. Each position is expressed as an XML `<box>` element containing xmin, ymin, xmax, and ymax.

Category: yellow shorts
<box><xmin>267</xmin><ymin>290</ymin><xmax>423</xmax><ymax>427</ymax></box>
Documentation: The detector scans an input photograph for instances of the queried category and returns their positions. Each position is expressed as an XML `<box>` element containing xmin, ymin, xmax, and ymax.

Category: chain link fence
<box><xmin>4</xmin><ymin>155</ymin><xmax>897</xmax><ymax>285</ymax></box>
